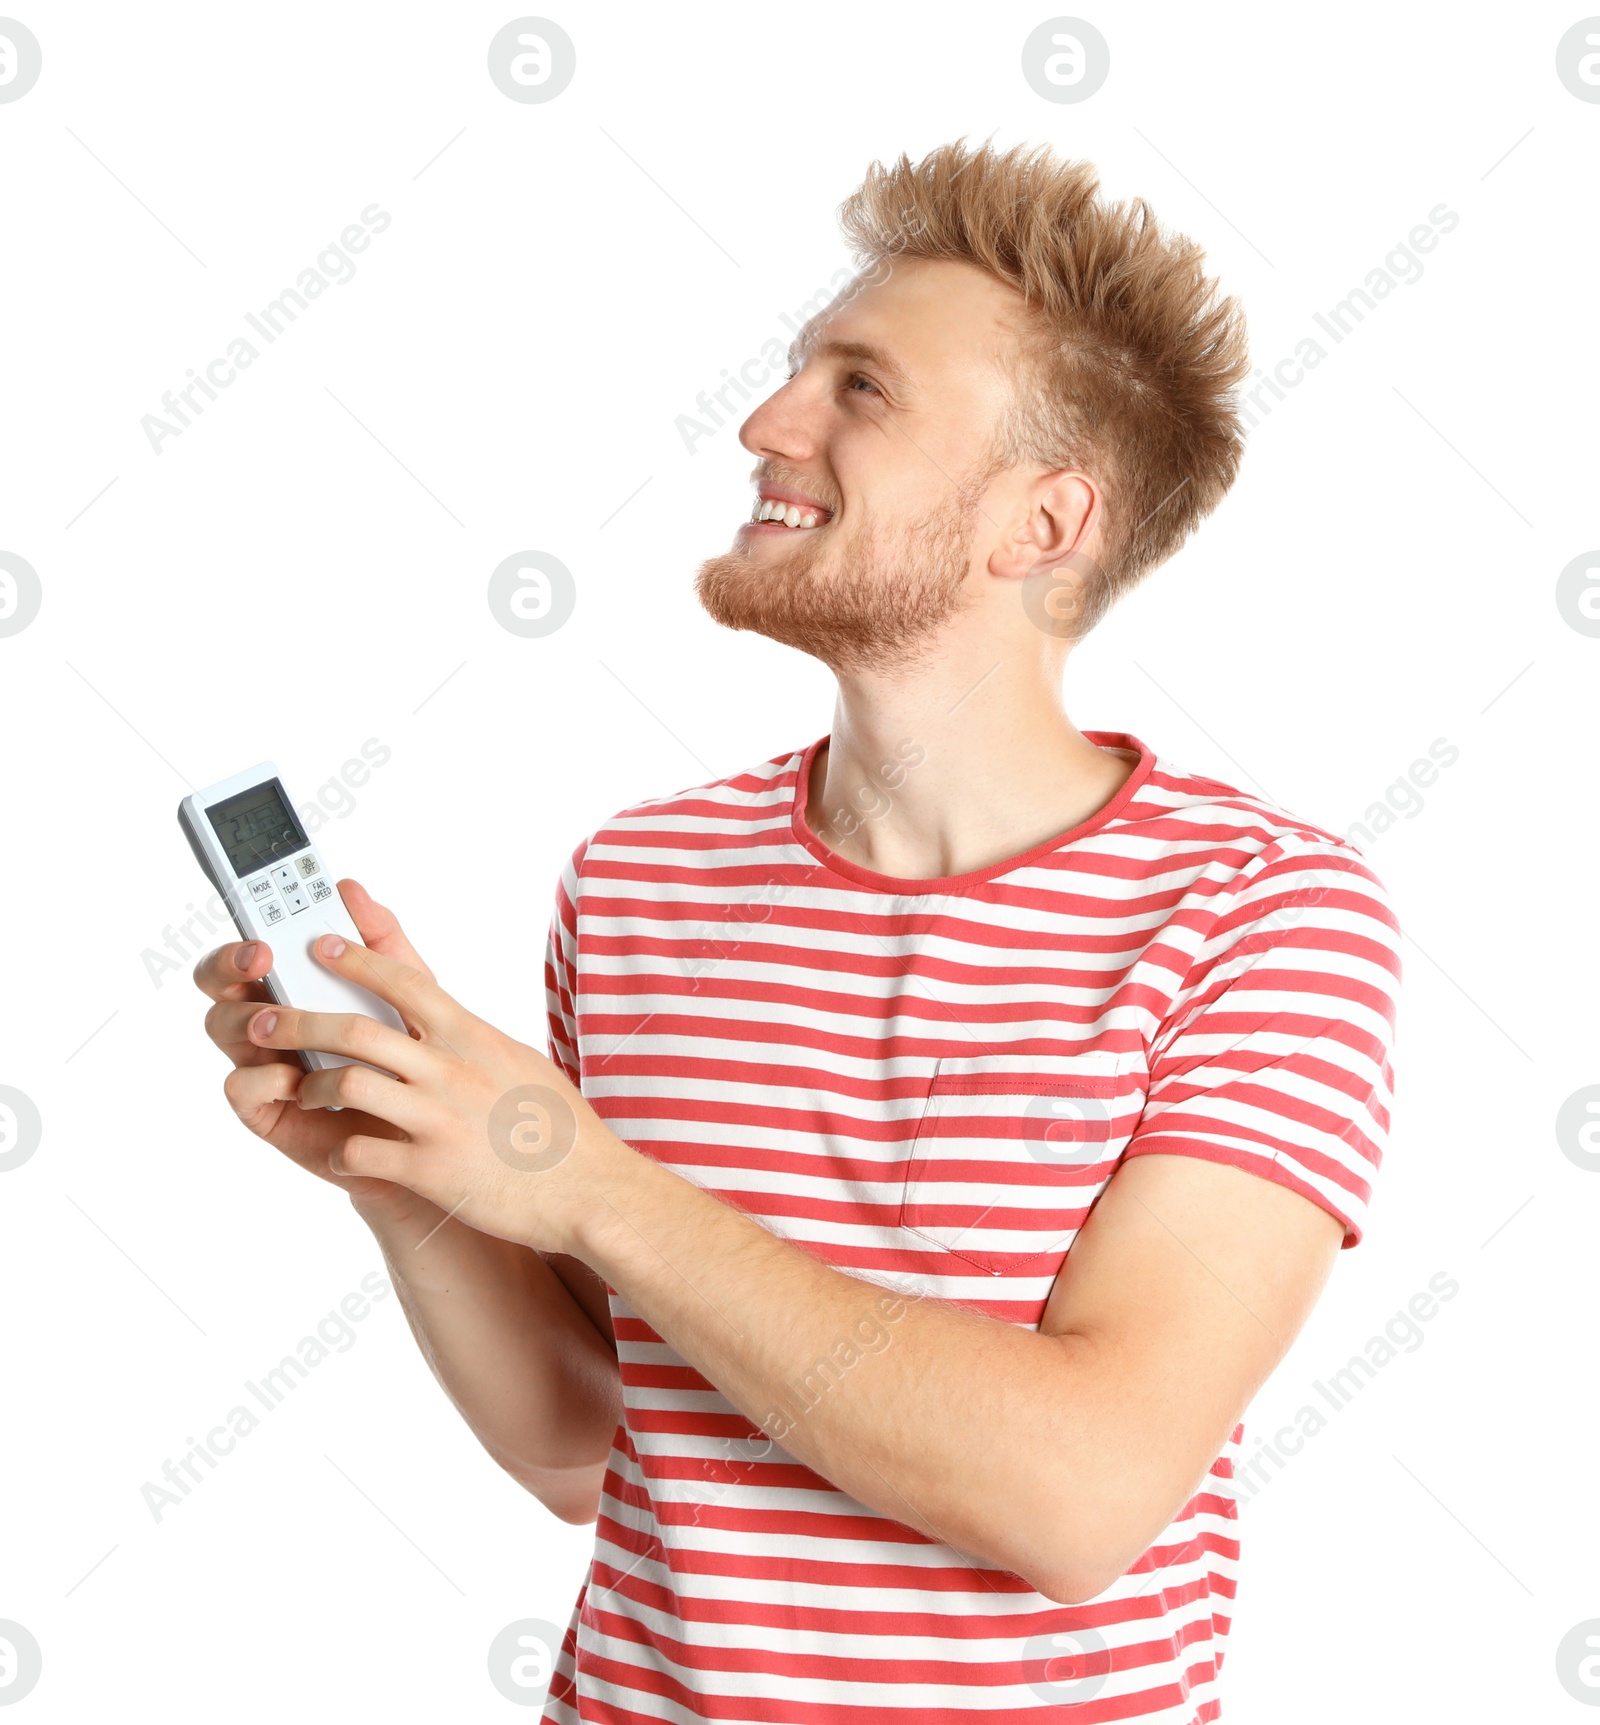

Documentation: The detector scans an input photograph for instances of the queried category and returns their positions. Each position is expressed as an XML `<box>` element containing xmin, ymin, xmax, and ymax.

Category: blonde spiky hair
<box><xmin>838</xmin><ymin>138</ymin><xmax>1251</xmax><ymax>635</ymax></box>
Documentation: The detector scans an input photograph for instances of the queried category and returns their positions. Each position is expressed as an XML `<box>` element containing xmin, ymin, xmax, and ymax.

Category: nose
<box><xmin>739</xmin><ymin>375</ymin><xmax>818</xmax><ymax>466</ymax></box>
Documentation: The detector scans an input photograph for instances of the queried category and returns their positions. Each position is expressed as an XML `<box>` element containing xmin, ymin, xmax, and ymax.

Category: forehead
<box><xmin>793</xmin><ymin>256</ymin><xmax>1028</xmax><ymax>392</ymax></box>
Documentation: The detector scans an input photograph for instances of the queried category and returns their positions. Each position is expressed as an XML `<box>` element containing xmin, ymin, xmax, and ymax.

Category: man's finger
<box><xmin>246</xmin><ymin>1003</ymin><xmax>433</xmax><ymax>1080</ymax></box>
<box><xmin>204</xmin><ymin>998</ymin><xmax>290</xmax><ymax>1063</ymax></box>
<box><xmin>338</xmin><ymin>880</ymin><xmax>436</xmax><ymax>982</ymax></box>
<box><xmin>223</xmin><ymin>1059</ymin><xmax>304</xmax><ymax>1121</ymax></box>
<box><xmin>295</xmin><ymin>1059</ymin><xmax>432</xmax><ymax>1129</ymax></box>
<box><xmin>309</xmin><ymin>931</ymin><xmax>464</xmax><ymax>1048</ymax></box>
<box><xmin>193</xmin><ymin>939</ymin><xmax>275</xmax><ymax>1003</ymax></box>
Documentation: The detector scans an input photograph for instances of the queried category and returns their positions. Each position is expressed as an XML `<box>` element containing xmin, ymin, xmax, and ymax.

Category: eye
<box><xmin>846</xmin><ymin>373</ymin><xmax>881</xmax><ymax>395</ymax></box>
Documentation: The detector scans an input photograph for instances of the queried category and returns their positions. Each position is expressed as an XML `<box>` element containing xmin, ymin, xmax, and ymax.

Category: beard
<box><xmin>693</xmin><ymin>478</ymin><xmax>988</xmax><ymax>676</ymax></box>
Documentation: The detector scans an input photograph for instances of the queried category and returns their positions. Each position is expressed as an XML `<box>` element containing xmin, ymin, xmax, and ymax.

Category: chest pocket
<box><xmin>899</xmin><ymin>1049</ymin><xmax>1142</xmax><ymax>1275</ymax></box>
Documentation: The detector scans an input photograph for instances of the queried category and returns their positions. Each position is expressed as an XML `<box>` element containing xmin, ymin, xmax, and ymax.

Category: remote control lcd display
<box><xmin>206</xmin><ymin>779</ymin><xmax>308</xmax><ymax>878</ymax></box>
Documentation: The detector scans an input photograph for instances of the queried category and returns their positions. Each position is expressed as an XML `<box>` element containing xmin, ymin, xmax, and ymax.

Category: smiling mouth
<box><xmin>742</xmin><ymin>494</ymin><xmax>833</xmax><ymax>534</ymax></box>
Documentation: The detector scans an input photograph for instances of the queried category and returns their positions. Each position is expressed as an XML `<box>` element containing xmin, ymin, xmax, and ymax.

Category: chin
<box><xmin>695</xmin><ymin>542</ymin><xmax>819</xmax><ymax>637</ymax></box>
<box><xmin>694</xmin><ymin>502</ymin><xmax>976</xmax><ymax>674</ymax></box>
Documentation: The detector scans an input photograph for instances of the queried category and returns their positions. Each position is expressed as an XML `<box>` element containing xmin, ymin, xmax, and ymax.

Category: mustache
<box><xmin>750</xmin><ymin>467</ymin><xmax>838</xmax><ymax>514</ymax></box>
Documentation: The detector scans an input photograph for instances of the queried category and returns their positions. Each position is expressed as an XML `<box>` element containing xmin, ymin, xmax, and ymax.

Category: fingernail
<box><xmin>320</xmin><ymin>935</ymin><xmax>346</xmax><ymax>959</ymax></box>
<box><xmin>252</xmin><ymin>1011</ymin><xmax>278</xmax><ymax>1038</ymax></box>
<box><xmin>234</xmin><ymin>943</ymin><xmax>258</xmax><ymax>972</ymax></box>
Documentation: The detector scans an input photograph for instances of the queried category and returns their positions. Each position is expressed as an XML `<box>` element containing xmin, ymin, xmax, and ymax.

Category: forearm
<box><xmin>571</xmin><ymin>1139</ymin><xmax>1110</xmax><ymax>1598</ymax></box>
<box><xmin>357</xmin><ymin>1194</ymin><xmax>622</xmax><ymax>1522</ymax></box>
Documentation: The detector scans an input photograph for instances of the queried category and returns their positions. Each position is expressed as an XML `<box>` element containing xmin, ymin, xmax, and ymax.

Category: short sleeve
<box><xmin>544</xmin><ymin>837</ymin><xmax>590</xmax><ymax>1089</ymax></box>
<box><xmin>1121</xmin><ymin>838</ymin><xmax>1401</xmax><ymax>1247</ymax></box>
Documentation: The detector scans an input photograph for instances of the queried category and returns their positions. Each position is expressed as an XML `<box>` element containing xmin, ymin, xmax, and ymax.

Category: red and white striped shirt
<box><xmin>540</xmin><ymin>730</ymin><xmax>1400</xmax><ymax>1723</ymax></box>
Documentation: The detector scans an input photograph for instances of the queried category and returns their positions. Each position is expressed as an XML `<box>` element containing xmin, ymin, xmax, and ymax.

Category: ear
<box><xmin>987</xmin><ymin>469</ymin><xmax>1103</xmax><ymax>583</ymax></box>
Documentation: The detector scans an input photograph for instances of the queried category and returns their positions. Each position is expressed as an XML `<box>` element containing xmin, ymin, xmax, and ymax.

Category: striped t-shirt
<box><xmin>539</xmin><ymin>730</ymin><xmax>1401</xmax><ymax>1723</ymax></box>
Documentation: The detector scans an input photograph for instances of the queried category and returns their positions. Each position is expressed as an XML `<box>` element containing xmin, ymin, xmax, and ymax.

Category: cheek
<box><xmin>845</xmin><ymin>447</ymin><xmax>949</xmax><ymax>531</ymax></box>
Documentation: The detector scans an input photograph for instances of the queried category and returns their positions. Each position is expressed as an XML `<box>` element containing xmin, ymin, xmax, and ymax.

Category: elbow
<box><xmin>492</xmin><ymin>1452</ymin><xmax>605</xmax><ymax>1526</ymax></box>
<box><xmin>546</xmin><ymin>1492</ymin><xmax>601</xmax><ymax>1527</ymax></box>
<box><xmin>1030</xmin><ymin>1565</ymin><xmax>1118</xmax><ymax>1607</ymax></box>
<box><xmin>515</xmin><ymin>1469</ymin><xmax>603</xmax><ymax>1526</ymax></box>
<box><xmin>1014</xmin><ymin>1466</ymin><xmax>1194</xmax><ymax>1605</ymax></box>
<box><xmin>1004</xmin><ymin>1533</ymin><xmax>1119</xmax><ymax>1607</ymax></box>
<box><xmin>1013</xmin><ymin>1512</ymin><xmax>1139</xmax><ymax>1607</ymax></box>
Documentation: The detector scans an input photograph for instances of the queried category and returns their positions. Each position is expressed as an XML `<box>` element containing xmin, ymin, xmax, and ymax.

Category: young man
<box><xmin>194</xmin><ymin>141</ymin><xmax>1400</xmax><ymax>1720</ymax></box>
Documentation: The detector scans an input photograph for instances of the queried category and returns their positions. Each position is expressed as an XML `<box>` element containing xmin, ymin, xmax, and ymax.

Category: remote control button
<box><xmin>271</xmin><ymin>864</ymin><xmax>298</xmax><ymax>892</ymax></box>
<box><xmin>283</xmin><ymin>884</ymin><xmax>310</xmax><ymax>914</ymax></box>
<box><xmin>259</xmin><ymin>897</ymin><xmax>287</xmax><ymax>926</ymax></box>
<box><xmin>248</xmin><ymin>876</ymin><xmax>275</xmax><ymax>901</ymax></box>
<box><xmin>308</xmin><ymin>876</ymin><xmax>333</xmax><ymax>902</ymax></box>
<box><xmin>297</xmin><ymin>853</ymin><xmax>321</xmax><ymax>878</ymax></box>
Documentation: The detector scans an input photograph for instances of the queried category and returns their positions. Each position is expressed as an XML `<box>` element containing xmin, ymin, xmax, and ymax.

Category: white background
<box><xmin>2</xmin><ymin>1</ymin><xmax>1596</xmax><ymax>1718</ymax></box>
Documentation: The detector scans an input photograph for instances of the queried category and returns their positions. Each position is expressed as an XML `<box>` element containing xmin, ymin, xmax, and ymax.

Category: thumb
<box><xmin>336</xmin><ymin>879</ymin><xmax>436</xmax><ymax>983</ymax></box>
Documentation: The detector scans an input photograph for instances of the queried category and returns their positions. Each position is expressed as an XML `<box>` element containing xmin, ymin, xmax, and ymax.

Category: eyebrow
<box><xmin>787</xmin><ymin>335</ymin><xmax>914</xmax><ymax>396</ymax></box>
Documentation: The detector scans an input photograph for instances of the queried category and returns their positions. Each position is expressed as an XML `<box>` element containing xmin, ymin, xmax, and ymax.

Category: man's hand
<box><xmin>194</xmin><ymin>881</ymin><xmax>449</xmax><ymax>1227</ymax></box>
<box><xmin>236</xmin><ymin>899</ymin><xmax>623</xmax><ymax>1253</ymax></box>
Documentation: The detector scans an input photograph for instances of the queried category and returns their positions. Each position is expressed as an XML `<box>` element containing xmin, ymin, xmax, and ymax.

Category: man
<box><xmin>194</xmin><ymin>140</ymin><xmax>1400</xmax><ymax>1720</ymax></box>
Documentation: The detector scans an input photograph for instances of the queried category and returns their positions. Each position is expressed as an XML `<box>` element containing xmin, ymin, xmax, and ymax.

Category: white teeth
<box><xmin>750</xmin><ymin>497</ymin><xmax>828</xmax><ymax>527</ymax></box>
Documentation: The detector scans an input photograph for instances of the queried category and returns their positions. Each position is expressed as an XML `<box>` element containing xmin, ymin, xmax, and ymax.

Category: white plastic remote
<box><xmin>178</xmin><ymin>762</ymin><xmax>405</xmax><ymax>1086</ymax></box>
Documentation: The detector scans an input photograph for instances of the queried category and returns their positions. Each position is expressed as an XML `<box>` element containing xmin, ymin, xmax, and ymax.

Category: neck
<box><xmin>806</xmin><ymin>653</ymin><xmax>1136</xmax><ymax>881</ymax></box>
